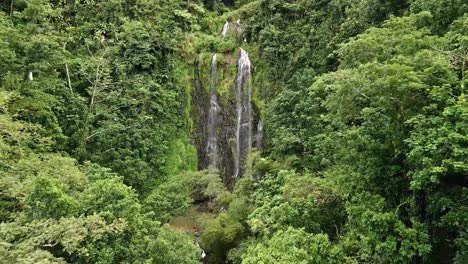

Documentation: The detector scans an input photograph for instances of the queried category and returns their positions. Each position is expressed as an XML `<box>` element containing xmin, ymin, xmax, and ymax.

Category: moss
<box><xmin>173</xmin><ymin>59</ymin><xmax>194</xmax><ymax>131</ymax></box>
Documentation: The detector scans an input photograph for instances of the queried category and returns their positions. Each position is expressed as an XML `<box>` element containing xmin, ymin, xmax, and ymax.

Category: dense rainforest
<box><xmin>0</xmin><ymin>0</ymin><xmax>466</xmax><ymax>263</ymax></box>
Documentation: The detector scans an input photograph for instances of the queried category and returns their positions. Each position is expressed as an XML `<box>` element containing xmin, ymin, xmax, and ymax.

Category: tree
<box><xmin>242</xmin><ymin>227</ymin><xmax>346</xmax><ymax>264</ymax></box>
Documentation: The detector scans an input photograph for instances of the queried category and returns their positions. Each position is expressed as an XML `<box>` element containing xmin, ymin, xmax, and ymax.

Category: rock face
<box><xmin>191</xmin><ymin>57</ymin><xmax>209</xmax><ymax>173</ymax></box>
<box><xmin>192</xmin><ymin>23</ymin><xmax>263</xmax><ymax>188</ymax></box>
<box><xmin>206</xmin><ymin>54</ymin><xmax>220</xmax><ymax>170</ymax></box>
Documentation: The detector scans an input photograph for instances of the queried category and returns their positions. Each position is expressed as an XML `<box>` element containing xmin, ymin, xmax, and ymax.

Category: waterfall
<box><xmin>192</xmin><ymin>21</ymin><xmax>263</xmax><ymax>185</ymax></box>
<box><xmin>234</xmin><ymin>48</ymin><xmax>252</xmax><ymax>178</ymax></box>
<box><xmin>234</xmin><ymin>19</ymin><xmax>242</xmax><ymax>33</ymax></box>
<box><xmin>256</xmin><ymin>120</ymin><xmax>264</xmax><ymax>150</ymax></box>
<box><xmin>206</xmin><ymin>54</ymin><xmax>220</xmax><ymax>169</ymax></box>
<box><xmin>195</xmin><ymin>236</ymin><xmax>206</xmax><ymax>260</ymax></box>
<box><xmin>221</xmin><ymin>21</ymin><xmax>229</xmax><ymax>38</ymax></box>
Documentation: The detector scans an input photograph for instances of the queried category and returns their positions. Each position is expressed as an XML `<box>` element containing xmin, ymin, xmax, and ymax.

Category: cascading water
<box><xmin>206</xmin><ymin>54</ymin><xmax>220</xmax><ymax>170</ymax></box>
<box><xmin>193</xmin><ymin>21</ymin><xmax>261</xmax><ymax>184</ymax></box>
<box><xmin>221</xmin><ymin>21</ymin><xmax>229</xmax><ymax>38</ymax></box>
<box><xmin>234</xmin><ymin>19</ymin><xmax>241</xmax><ymax>33</ymax></box>
<box><xmin>256</xmin><ymin>120</ymin><xmax>264</xmax><ymax>150</ymax></box>
<box><xmin>234</xmin><ymin>48</ymin><xmax>253</xmax><ymax>178</ymax></box>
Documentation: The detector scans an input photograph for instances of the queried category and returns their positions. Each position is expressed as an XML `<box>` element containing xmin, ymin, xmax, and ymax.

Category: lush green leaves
<box><xmin>242</xmin><ymin>228</ymin><xmax>346</xmax><ymax>264</ymax></box>
<box><xmin>1</xmin><ymin>0</ymin><xmax>467</xmax><ymax>263</ymax></box>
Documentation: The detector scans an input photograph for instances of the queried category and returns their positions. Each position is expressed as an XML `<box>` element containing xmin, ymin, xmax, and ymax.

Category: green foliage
<box><xmin>0</xmin><ymin>0</ymin><xmax>200</xmax><ymax>197</ymax></box>
<box><xmin>0</xmin><ymin>88</ymin><xmax>199</xmax><ymax>263</ymax></box>
<box><xmin>411</xmin><ymin>0</ymin><xmax>468</xmax><ymax>34</ymax></box>
<box><xmin>249</xmin><ymin>170</ymin><xmax>345</xmax><ymax>237</ymax></box>
<box><xmin>342</xmin><ymin>193</ymin><xmax>431</xmax><ymax>263</ymax></box>
<box><xmin>144</xmin><ymin>172</ymin><xmax>194</xmax><ymax>223</ymax></box>
<box><xmin>0</xmin><ymin>214</ymin><xmax>127</xmax><ymax>264</ymax></box>
<box><xmin>81</xmin><ymin>177</ymin><xmax>141</xmax><ymax>222</ymax></box>
<box><xmin>1</xmin><ymin>0</ymin><xmax>467</xmax><ymax>263</ymax></box>
<box><xmin>200</xmin><ymin>177</ymin><xmax>255</xmax><ymax>264</ymax></box>
<box><xmin>253</xmin><ymin>9</ymin><xmax>466</xmax><ymax>264</ymax></box>
<box><xmin>193</xmin><ymin>170</ymin><xmax>227</xmax><ymax>200</ymax></box>
<box><xmin>242</xmin><ymin>227</ymin><xmax>347</xmax><ymax>264</ymax></box>
<box><xmin>245</xmin><ymin>0</ymin><xmax>410</xmax><ymax>98</ymax></box>
<box><xmin>25</xmin><ymin>177</ymin><xmax>80</xmax><ymax>220</ymax></box>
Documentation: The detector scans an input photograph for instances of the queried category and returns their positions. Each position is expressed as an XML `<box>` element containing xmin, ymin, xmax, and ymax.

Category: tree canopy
<box><xmin>0</xmin><ymin>0</ymin><xmax>466</xmax><ymax>263</ymax></box>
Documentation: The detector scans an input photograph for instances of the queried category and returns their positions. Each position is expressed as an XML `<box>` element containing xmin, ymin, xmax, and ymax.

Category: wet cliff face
<box><xmin>190</xmin><ymin>23</ymin><xmax>263</xmax><ymax>187</ymax></box>
<box><xmin>191</xmin><ymin>20</ymin><xmax>263</xmax><ymax>187</ymax></box>
<box><xmin>206</xmin><ymin>54</ymin><xmax>221</xmax><ymax>170</ymax></box>
<box><xmin>191</xmin><ymin>53</ymin><xmax>234</xmax><ymax>186</ymax></box>
<box><xmin>191</xmin><ymin>57</ymin><xmax>209</xmax><ymax>171</ymax></box>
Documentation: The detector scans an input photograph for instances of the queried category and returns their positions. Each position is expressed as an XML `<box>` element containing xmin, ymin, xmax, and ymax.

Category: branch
<box><xmin>42</xmin><ymin>241</ymin><xmax>59</xmax><ymax>248</ymax></box>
